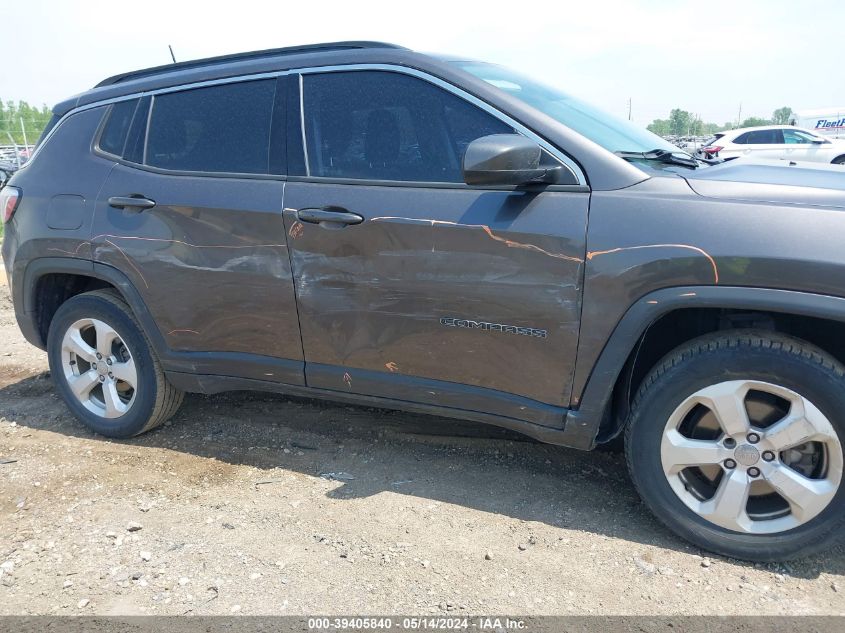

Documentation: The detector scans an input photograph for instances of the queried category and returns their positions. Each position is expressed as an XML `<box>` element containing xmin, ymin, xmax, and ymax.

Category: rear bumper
<box><xmin>2</xmin><ymin>223</ymin><xmax>45</xmax><ymax>350</ymax></box>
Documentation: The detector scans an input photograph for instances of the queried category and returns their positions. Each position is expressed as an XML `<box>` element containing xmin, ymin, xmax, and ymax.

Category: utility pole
<box><xmin>737</xmin><ymin>103</ymin><xmax>742</xmax><ymax>128</ymax></box>
<box><xmin>19</xmin><ymin>117</ymin><xmax>28</xmax><ymax>150</ymax></box>
<box><xmin>627</xmin><ymin>98</ymin><xmax>632</xmax><ymax>121</ymax></box>
<box><xmin>7</xmin><ymin>131</ymin><xmax>20</xmax><ymax>168</ymax></box>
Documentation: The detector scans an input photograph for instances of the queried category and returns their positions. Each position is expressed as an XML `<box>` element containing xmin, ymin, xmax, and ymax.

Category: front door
<box><xmin>284</xmin><ymin>69</ymin><xmax>589</xmax><ymax>424</ymax></box>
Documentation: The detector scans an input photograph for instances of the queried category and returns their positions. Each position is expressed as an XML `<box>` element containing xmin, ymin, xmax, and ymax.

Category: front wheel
<box><xmin>47</xmin><ymin>289</ymin><xmax>184</xmax><ymax>438</ymax></box>
<box><xmin>625</xmin><ymin>331</ymin><xmax>845</xmax><ymax>561</ymax></box>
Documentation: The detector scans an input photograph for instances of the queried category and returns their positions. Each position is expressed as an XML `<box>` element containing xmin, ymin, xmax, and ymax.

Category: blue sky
<box><xmin>4</xmin><ymin>0</ymin><xmax>843</xmax><ymax>126</ymax></box>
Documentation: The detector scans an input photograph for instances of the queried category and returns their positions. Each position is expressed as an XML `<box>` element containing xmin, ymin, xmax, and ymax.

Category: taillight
<box><xmin>1</xmin><ymin>186</ymin><xmax>21</xmax><ymax>223</ymax></box>
<box><xmin>702</xmin><ymin>146</ymin><xmax>723</xmax><ymax>155</ymax></box>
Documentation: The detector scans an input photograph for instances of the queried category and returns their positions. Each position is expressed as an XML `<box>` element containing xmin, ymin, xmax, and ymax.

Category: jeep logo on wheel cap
<box><xmin>734</xmin><ymin>444</ymin><xmax>761</xmax><ymax>467</ymax></box>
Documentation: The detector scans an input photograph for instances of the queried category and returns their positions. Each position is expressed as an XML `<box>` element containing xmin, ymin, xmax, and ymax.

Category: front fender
<box><xmin>566</xmin><ymin>285</ymin><xmax>845</xmax><ymax>450</ymax></box>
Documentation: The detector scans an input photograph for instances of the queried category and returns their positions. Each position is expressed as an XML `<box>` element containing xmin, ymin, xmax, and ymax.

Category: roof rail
<box><xmin>94</xmin><ymin>41</ymin><xmax>406</xmax><ymax>88</ymax></box>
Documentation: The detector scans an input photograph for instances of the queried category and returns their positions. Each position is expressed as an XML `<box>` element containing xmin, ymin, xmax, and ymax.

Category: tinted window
<box><xmin>146</xmin><ymin>80</ymin><xmax>276</xmax><ymax>174</ymax></box>
<box><xmin>302</xmin><ymin>71</ymin><xmax>516</xmax><ymax>182</ymax></box>
<box><xmin>783</xmin><ymin>129</ymin><xmax>817</xmax><ymax>144</ymax></box>
<box><xmin>745</xmin><ymin>129</ymin><xmax>782</xmax><ymax>144</ymax></box>
<box><xmin>99</xmin><ymin>99</ymin><xmax>138</xmax><ymax>156</ymax></box>
<box><xmin>733</xmin><ymin>132</ymin><xmax>750</xmax><ymax>145</ymax></box>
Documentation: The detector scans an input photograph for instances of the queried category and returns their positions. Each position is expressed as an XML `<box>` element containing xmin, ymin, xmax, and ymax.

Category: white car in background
<box><xmin>697</xmin><ymin>125</ymin><xmax>845</xmax><ymax>165</ymax></box>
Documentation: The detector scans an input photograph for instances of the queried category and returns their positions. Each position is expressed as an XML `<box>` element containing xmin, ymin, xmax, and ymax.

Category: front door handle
<box><xmin>108</xmin><ymin>196</ymin><xmax>156</xmax><ymax>210</ymax></box>
<box><xmin>297</xmin><ymin>208</ymin><xmax>364</xmax><ymax>226</ymax></box>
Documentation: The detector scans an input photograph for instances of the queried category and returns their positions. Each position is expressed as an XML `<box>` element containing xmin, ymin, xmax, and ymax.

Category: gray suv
<box><xmin>4</xmin><ymin>42</ymin><xmax>845</xmax><ymax>562</ymax></box>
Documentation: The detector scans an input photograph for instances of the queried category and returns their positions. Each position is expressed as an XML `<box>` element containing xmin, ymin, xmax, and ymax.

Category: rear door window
<box><xmin>145</xmin><ymin>79</ymin><xmax>276</xmax><ymax>174</ymax></box>
<box><xmin>745</xmin><ymin>129</ymin><xmax>783</xmax><ymax>144</ymax></box>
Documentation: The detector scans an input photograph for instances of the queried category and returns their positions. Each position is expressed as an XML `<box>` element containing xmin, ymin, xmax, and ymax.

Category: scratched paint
<box><xmin>587</xmin><ymin>244</ymin><xmax>719</xmax><ymax>284</ymax></box>
<box><xmin>88</xmin><ymin>163</ymin><xmax>303</xmax><ymax>364</ymax></box>
<box><xmin>288</xmin><ymin>222</ymin><xmax>305</xmax><ymax>240</ymax></box>
<box><xmin>282</xmin><ymin>182</ymin><xmax>589</xmax><ymax>409</ymax></box>
<box><xmin>370</xmin><ymin>216</ymin><xmax>583</xmax><ymax>264</ymax></box>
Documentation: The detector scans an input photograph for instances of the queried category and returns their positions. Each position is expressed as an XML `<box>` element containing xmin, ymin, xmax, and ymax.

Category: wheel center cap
<box><xmin>734</xmin><ymin>444</ymin><xmax>760</xmax><ymax>467</ymax></box>
<box><xmin>93</xmin><ymin>361</ymin><xmax>108</xmax><ymax>377</ymax></box>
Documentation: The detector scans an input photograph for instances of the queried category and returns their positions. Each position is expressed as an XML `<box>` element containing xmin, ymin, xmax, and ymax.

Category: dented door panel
<box><xmin>284</xmin><ymin>182</ymin><xmax>588</xmax><ymax>413</ymax></box>
<box><xmin>92</xmin><ymin>165</ymin><xmax>303</xmax><ymax>382</ymax></box>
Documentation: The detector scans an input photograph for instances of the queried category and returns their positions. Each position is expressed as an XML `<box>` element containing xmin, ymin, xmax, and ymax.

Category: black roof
<box><xmin>95</xmin><ymin>41</ymin><xmax>406</xmax><ymax>88</ymax></box>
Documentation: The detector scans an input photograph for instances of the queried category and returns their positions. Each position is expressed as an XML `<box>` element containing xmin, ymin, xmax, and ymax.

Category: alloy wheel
<box><xmin>660</xmin><ymin>380</ymin><xmax>843</xmax><ymax>534</ymax></box>
<box><xmin>60</xmin><ymin>318</ymin><xmax>138</xmax><ymax>419</ymax></box>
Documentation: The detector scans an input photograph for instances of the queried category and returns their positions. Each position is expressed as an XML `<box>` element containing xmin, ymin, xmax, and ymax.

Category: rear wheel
<box><xmin>47</xmin><ymin>290</ymin><xmax>183</xmax><ymax>438</ymax></box>
<box><xmin>832</xmin><ymin>155</ymin><xmax>845</xmax><ymax>165</ymax></box>
<box><xmin>625</xmin><ymin>331</ymin><xmax>845</xmax><ymax>561</ymax></box>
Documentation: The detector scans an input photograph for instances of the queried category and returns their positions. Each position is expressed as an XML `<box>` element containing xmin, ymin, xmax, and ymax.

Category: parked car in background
<box><xmin>0</xmin><ymin>161</ymin><xmax>18</xmax><ymax>188</ymax></box>
<box><xmin>697</xmin><ymin>125</ymin><xmax>845</xmax><ymax>164</ymax></box>
<box><xmin>794</xmin><ymin>108</ymin><xmax>845</xmax><ymax>140</ymax></box>
<box><xmin>6</xmin><ymin>41</ymin><xmax>845</xmax><ymax>563</ymax></box>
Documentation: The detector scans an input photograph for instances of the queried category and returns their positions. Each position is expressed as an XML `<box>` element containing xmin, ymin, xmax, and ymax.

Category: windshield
<box><xmin>455</xmin><ymin>62</ymin><xmax>681</xmax><ymax>156</ymax></box>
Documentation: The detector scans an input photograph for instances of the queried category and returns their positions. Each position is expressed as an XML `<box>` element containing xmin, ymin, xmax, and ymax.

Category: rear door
<box><xmin>741</xmin><ymin>129</ymin><xmax>786</xmax><ymax>160</ymax></box>
<box><xmin>91</xmin><ymin>77</ymin><xmax>304</xmax><ymax>384</ymax></box>
<box><xmin>283</xmin><ymin>69</ymin><xmax>589</xmax><ymax>425</ymax></box>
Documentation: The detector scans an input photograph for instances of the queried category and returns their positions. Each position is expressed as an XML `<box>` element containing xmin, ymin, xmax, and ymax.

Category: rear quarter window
<box><xmin>97</xmin><ymin>99</ymin><xmax>139</xmax><ymax>156</ymax></box>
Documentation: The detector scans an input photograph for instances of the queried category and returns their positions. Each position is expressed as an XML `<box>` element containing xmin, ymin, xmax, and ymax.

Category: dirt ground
<box><xmin>0</xmin><ymin>276</ymin><xmax>844</xmax><ymax>617</ymax></box>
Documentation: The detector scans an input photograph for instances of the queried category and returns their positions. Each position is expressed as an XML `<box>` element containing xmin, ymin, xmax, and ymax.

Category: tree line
<box><xmin>647</xmin><ymin>106</ymin><xmax>794</xmax><ymax>137</ymax></box>
<box><xmin>1</xmin><ymin>100</ymin><xmax>53</xmax><ymax>146</ymax></box>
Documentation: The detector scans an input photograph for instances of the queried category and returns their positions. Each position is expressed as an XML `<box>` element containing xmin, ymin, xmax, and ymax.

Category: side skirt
<box><xmin>165</xmin><ymin>371</ymin><xmax>591</xmax><ymax>449</ymax></box>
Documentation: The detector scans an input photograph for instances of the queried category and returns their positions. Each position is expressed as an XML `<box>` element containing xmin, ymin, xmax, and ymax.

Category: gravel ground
<box><xmin>1</xmin><ymin>275</ymin><xmax>844</xmax><ymax>616</ymax></box>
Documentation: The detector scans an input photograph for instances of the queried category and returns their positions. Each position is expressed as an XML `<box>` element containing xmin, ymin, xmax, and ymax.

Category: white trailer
<box><xmin>793</xmin><ymin>108</ymin><xmax>845</xmax><ymax>139</ymax></box>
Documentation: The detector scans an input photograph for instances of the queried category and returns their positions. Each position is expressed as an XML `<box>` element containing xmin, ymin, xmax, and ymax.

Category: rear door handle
<box><xmin>108</xmin><ymin>196</ymin><xmax>156</xmax><ymax>210</ymax></box>
<box><xmin>297</xmin><ymin>208</ymin><xmax>364</xmax><ymax>226</ymax></box>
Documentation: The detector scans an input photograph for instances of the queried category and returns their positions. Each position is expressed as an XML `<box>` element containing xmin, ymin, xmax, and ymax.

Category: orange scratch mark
<box><xmin>288</xmin><ymin>222</ymin><xmax>304</xmax><ymax>240</ymax></box>
<box><xmin>369</xmin><ymin>217</ymin><xmax>582</xmax><ymax>264</ymax></box>
<box><xmin>343</xmin><ymin>372</ymin><xmax>352</xmax><ymax>389</ymax></box>
<box><xmin>385</xmin><ymin>362</ymin><xmax>399</xmax><ymax>373</ymax></box>
<box><xmin>587</xmin><ymin>244</ymin><xmax>719</xmax><ymax>284</ymax></box>
<box><xmin>91</xmin><ymin>234</ymin><xmax>287</xmax><ymax>250</ymax></box>
<box><xmin>104</xmin><ymin>239</ymin><xmax>149</xmax><ymax>289</ymax></box>
<box><xmin>167</xmin><ymin>329</ymin><xmax>200</xmax><ymax>336</ymax></box>
<box><xmin>47</xmin><ymin>242</ymin><xmax>93</xmax><ymax>258</ymax></box>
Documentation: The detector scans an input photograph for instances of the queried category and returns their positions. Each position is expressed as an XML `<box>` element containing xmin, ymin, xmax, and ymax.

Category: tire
<box><xmin>625</xmin><ymin>330</ymin><xmax>845</xmax><ymax>561</ymax></box>
<box><xmin>832</xmin><ymin>156</ymin><xmax>845</xmax><ymax>165</ymax></box>
<box><xmin>47</xmin><ymin>289</ymin><xmax>184</xmax><ymax>438</ymax></box>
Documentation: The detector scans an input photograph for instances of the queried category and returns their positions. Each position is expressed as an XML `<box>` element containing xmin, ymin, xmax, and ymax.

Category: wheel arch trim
<box><xmin>568</xmin><ymin>285</ymin><xmax>845</xmax><ymax>449</ymax></box>
<box><xmin>21</xmin><ymin>257</ymin><xmax>168</xmax><ymax>355</ymax></box>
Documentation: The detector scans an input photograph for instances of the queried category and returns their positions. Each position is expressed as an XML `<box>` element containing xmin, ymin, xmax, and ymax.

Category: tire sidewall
<box><xmin>47</xmin><ymin>293</ymin><xmax>159</xmax><ymax>438</ymax></box>
<box><xmin>627</xmin><ymin>337</ymin><xmax>845</xmax><ymax>560</ymax></box>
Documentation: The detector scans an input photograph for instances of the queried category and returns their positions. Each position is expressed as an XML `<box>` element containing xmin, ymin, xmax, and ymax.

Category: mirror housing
<box><xmin>812</xmin><ymin>138</ymin><xmax>828</xmax><ymax>144</ymax></box>
<box><xmin>462</xmin><ymin>134</ymin><xmax>561</xmax><ymax>186</ymax></box>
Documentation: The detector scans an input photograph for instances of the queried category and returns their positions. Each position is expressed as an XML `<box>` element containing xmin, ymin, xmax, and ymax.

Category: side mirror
<box><xmin>812</xmin><ymin>138</ymin><xmax>827</xmax><ymax>144</ymax></box>
<box><xmin>462</xmin><ymin>134</ymin><xmax>561</xmax><ymax>186</ymax></box>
